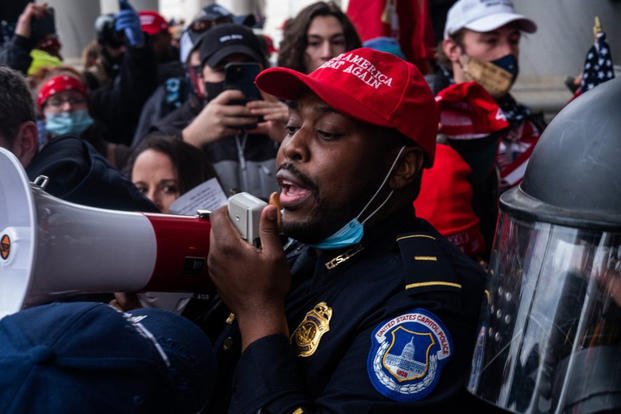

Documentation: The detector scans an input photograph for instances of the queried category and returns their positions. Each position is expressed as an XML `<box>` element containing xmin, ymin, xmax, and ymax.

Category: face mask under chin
<box><xmin>459</xmin><ymin>54</ymin><xmax>519</xmax><ymax>98</ymax></box>
<box><xmin>309</xmin><ymin>146</ymin><xmax>408</xmax><ymax>250</ymax></box>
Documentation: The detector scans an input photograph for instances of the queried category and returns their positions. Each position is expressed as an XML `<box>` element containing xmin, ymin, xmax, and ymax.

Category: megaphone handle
<box><xmin>33</xmin><ymin>175</ymin><xmax>49</xmax><ymax>189</ymax></box>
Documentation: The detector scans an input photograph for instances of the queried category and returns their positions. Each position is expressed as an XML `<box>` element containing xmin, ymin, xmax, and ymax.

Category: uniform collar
<box><xmin>318</xmin><ymin>205</ymin><xmax>419</xmax><ymax>272</ymax></box>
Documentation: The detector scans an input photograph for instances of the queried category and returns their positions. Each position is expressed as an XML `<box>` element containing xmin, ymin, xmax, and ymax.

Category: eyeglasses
<box><xmin>46</xmin><ymin>96</ymin><xmax>86</xmax><ymax>108</ymax></box>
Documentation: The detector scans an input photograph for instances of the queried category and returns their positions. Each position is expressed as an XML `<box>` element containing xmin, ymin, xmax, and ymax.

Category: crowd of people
<box><xmin>0</xmin><ymin>0</ymin><xmax>613</xmax><ymax>412</ymax></box>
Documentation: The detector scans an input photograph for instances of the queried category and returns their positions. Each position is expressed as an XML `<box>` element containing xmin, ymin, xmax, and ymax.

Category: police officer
<box><xmin>205</xmin><ymin>47</ymin><xmax>488</xmax><ymax>412</ymax></box>
<box><xmin>468</xmin><ymin>78</ymin><xmax>621</xmax><ymax>413</ymax></box>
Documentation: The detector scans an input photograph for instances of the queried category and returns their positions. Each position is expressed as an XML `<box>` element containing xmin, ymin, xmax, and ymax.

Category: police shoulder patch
<box><xmin>367</xmin><ymin>308</ymin><xmax>452</xmax><ymax>402</ymax></box>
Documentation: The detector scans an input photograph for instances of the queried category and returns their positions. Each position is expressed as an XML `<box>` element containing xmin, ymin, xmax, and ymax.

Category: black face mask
<box><xmin>204</xmin><ymin>81</ymin><xmax>225</xmax><ymax>103</ymax></box>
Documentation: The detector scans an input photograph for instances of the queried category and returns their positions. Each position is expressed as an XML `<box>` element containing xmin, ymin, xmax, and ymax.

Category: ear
<box><xmin>389</xmin><ymin>147</ymin><xmax>424</xmax><ymax>190</ymax></box>
<box><xmin>12</xmin><ymin>121</ymin><xmax>39</xmax><ymax>167</ymax></box>
<box><xmin>442</xmin><ymin>38</ymin><xmax>462</xmax><ymax>64</ymax></box>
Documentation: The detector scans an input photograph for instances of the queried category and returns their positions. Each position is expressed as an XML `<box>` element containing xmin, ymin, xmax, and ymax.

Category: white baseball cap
<box><xmin>444</xmin><ymin>0</ymin><xmax>537</xmax><ymax>39</ymax></box>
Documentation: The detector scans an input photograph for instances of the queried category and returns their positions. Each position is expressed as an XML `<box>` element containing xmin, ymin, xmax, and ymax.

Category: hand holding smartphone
<box><xmin>30</xmin><ymin>7</ymin><xmax>55</xmax><ymax>43</ymax></box>
<box><xmin>224</xmin><ymin>62</ymin><xmax>262</xmax><ymax>105</ymax></box>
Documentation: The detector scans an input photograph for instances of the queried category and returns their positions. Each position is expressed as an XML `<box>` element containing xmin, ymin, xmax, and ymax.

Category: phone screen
<box><xmin>30</xmin><ymin>8</ymin><xmax>55</xmax><ymax>42</ymax></box>
<box><xmin>224</xmin><ymin>62</ymin><xmax>262</xmax><ymax>105</ymax></box>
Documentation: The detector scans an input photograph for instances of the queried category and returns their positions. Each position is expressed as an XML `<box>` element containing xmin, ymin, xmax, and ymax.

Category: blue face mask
<box><xmin>45</xmin><ymin>110</ymin><xmax>94</xmax><ymax>137</ymax></box>
<box><xmin>310</xmin><ymin>218</ymin><xmax>364</xmax><ymax>250</ymax></box>
<box><xmin>310</xmin><ymin>146</ymin><xmax>407</xmax><ymax>250</ymax></box>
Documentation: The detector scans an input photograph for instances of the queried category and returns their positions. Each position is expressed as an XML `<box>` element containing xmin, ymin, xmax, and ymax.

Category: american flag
<box><xmin>579</xmin><ymin>31</ymin><xmax>615</xmax><ymax>93</ymax></box>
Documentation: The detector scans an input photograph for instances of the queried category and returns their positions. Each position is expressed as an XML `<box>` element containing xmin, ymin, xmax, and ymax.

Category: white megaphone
<box><xmin>0</xmin><ymin>147</ymin><xmax>214</xmax><ymax>318</ymax></box>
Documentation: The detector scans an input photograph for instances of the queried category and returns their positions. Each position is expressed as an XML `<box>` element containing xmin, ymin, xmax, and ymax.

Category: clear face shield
<box><xmin>468</xmin><ymin>210</ymin><xmax>621</xmax><ymax>413</ymax></box>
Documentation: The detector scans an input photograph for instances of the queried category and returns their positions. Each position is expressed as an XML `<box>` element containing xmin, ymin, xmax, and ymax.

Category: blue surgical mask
<box><xmin>311</xmin><ymin>146</ymin><xmax>407</xmax><ymax>250</ymax></box>
<box><xmin>45</xmin><ymin>110</ymin><xmax>94</xmax><ymax>137</ymax></box>
<box><xmin>310</xmin><ymin>218</ymin><xmax>364</xmax><ymax>250</ymax></box>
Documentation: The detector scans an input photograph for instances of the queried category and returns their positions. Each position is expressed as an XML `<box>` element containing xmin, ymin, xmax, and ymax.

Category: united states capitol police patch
<box><xmin>367</xmin><ymin>308</ymin><xmax>452</xmax><ymax>402</ymax></box>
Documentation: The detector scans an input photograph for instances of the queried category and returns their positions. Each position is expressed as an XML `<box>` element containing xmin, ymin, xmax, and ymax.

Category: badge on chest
<box><xmin>291</xmin><ymin>301</ymin><xmax>333</xmax><ymax>357</ymax></box>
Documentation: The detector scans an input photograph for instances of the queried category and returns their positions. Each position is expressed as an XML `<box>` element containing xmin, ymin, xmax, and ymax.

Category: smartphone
<box><xmin>30</xmin><ymin>8</ymin><xmax>55</xmax><ymax>43</ymax></box>
<box><xmin>118</xmin><ymin>0</ymin><xmax>132</xmax><ymax>10</ymax></box>
<box><xmin>224</xmin><ymin>62</ymin><xmax>262</xmax><ymax>105</ymax></box>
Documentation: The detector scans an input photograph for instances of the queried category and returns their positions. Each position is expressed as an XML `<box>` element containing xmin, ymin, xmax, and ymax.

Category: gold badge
<box><xmin>291</xmin><ymin>302</ymin><xmax>333</xmax><ymax>357</ymax></box>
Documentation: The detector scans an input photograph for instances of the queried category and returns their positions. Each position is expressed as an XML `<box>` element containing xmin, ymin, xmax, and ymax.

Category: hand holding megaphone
<box><xmin>112</xmin><ymin>192</ymin><xmax>276</xmax><ymax>313</ymax></box>
<box><xmin>208</xmin><ymin>193</ymin><xmax>289</xmax><ymax>348</ymax></box>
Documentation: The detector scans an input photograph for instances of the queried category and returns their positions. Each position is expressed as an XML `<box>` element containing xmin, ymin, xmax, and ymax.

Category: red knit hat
<box><xmin>414</xmin><ymin>144</ymin><xmax>485</xmax><ymax>257</ymax></box>
<box><xmin>36</xmin><ymin>74</ymin><xmax>87</xmax><ymax>110</ymax></box>
<box><xmin>139</xmin><ymin>11</ymin><xmax>169</xmax><ymax>36</ymax></box>
<box><xmin>436</xmin><ymin>81</ymin><xmax>509</xmax><ymax>139</ymax></box>
<box><xmin>256</xmin><ymin>48</ymin><xmax>439</xmax><ymax>166</ymax></box>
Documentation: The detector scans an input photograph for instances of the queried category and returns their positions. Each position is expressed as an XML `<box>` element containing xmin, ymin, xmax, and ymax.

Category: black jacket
<box><xmin>0</xmin><ymin>34</ymin><xmax>35</xmax><ymax>74</ymax></box>
<box><xmin>87</xmin><ymin>46</ymin><xmax>158</xmax><ymax>147</ymax></box>
<box><xmin>197</xmin><ymin>206</ymin><xmax>491</xmax><ymax>413</ymax></box>
<box><xmin>27</xmin><ymin>135</ymin><xmax>156</xmax><ymax>212</ymax></box>
<box><xmin>132</xmin><ymin>76</ymin><xmax>192</xmax><ymax>147</ymax></box>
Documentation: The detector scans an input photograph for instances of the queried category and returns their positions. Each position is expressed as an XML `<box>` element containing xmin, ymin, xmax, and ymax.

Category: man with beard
<box><xmin>205</xmin><ymin>48</ymin><xmax>489</xmax><ymax>412</ymax></box>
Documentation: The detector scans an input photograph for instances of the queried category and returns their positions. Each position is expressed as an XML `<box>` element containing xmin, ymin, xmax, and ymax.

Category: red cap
<box><xmin>436</xmin><ymin>81</ymin><xmax>509</xmax><ymax>139</ymax></box>
<box><xmin>256</xmin><ymin>48</ymin><xmax>439</xmax><ymax>166</ymax></box>
<box><xmin>37</xmin><ymin>75</ymin><xmax>87</xmax><ymax>110</ymax></box>
<box><xmin>139</xmin><ymin>11</ymin><xmax>169</xmax><ymax>36</ymax></box>
<box><xmin>414</xmin><ymin>144</ymin><xmax>485</xmax><ymax>257</ymax></box>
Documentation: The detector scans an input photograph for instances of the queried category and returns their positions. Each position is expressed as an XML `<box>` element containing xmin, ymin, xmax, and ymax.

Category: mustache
<box><xmin>278</xmin><ymin>163</ymin><xmax>319</xmax><ymax>194</ymax></box>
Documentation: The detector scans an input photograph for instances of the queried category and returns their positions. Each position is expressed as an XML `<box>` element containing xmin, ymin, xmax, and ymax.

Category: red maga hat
<box><xmin>139</xmin><ymin>10</ymin><xmax>169</xmax><ymax>36</ymax></box>
<box><xmin>256</xmin><ymin>47</ymin><xmax>439</xmax><ymax>165</ymax></box>
<box><xmin>436</xmin><ymin>82</ymin><xmax>509</xmax><ymax>139</ymax></box>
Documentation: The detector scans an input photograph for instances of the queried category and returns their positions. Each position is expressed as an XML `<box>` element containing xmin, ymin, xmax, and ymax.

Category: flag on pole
<box><xmin>579</xmin><ymin>17</ymin><xmax>614</xmax><ymax>94</ymax></box>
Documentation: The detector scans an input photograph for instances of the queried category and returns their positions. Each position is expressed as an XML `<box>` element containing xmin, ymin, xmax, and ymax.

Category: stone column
<box><xmin>219</xmin><ymin>0</ymin><xmax>254</xmax><ymax>15</ymax></box>
<box><xmin>159</xmin><ymin>0</ymin><xmax>203</xmax><ymax>26</ymax></box>
<box><xmin>101</xmin><ymin>0</ymin><xmax>159</xmax><ymax>14</ymax></box>
<box><xmin>131</xmin><ymin>0</ymin><xmax>159</xmax><ymax>11</ymax></box>
<box><xmin>47</xmin><ymin>0</ymin><xmax>101</xmax><ymax>63</ymax></box>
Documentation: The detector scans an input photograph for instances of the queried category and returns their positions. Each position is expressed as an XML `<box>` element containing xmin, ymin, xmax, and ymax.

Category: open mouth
<box><xmin>277</xmin><ymin>169</ymin><xmax>314</xmax><ymax>209</ymax></box>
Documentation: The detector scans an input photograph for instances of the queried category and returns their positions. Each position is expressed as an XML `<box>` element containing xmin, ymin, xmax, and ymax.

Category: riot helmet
<box><xmin>468</xmin><ymin>77</ymin><xmax>621</xmax><ymax>413</ymax></box>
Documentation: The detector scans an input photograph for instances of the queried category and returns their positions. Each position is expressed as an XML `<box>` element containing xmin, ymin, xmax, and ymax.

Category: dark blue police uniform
<box><xmin>202</xmin><ymin>206</ymin><xmax>488</xmax><ymax>413</ymax></box>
